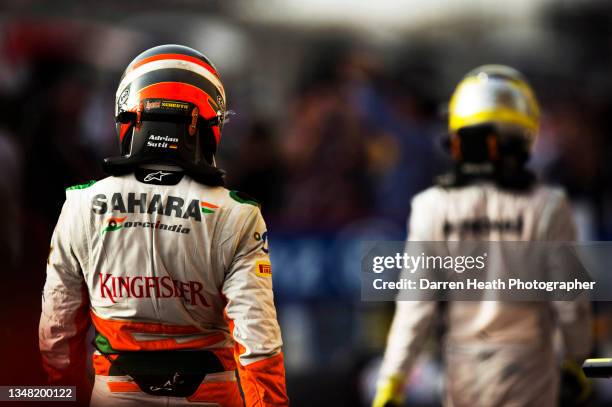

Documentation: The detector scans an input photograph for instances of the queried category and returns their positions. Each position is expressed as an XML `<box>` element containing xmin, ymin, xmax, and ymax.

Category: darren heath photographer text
<box><xmin>373</xmin><ymin>278</ymin><xmax>595</xmax><ymax>292</ymax></box>
<box><xmin>370</xmin><ymin>253</ymin><xmax>596</xmax><ymax>292</ymax></box>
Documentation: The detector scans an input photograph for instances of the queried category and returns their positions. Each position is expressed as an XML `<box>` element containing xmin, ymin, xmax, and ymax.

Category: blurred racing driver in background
<box><xmin>373</xmin><ymin>65</ymin><xmax>592</xmax><ymax>407</ymax></box>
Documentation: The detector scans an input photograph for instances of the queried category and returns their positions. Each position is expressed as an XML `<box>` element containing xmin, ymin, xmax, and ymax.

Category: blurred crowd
<box><xmin>1</xmin><ymin>1</ymin><xmax>612</xmax><ymax>405</ymax></box>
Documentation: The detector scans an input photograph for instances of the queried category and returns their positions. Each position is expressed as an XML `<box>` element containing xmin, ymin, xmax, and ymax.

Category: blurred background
<box><xmin>0</xmin><ymin>0</ymin><xmax>611</xmax><ymax>405</ymax></box>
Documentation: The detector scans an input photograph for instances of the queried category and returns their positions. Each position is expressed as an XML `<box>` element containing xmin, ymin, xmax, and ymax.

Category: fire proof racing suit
<box><xmin>39</xmin><ymin>167</ymin><xmax>289</xmax><ymax>406</ymax></box>
<box><xmin>377</xmin><ymin>183</ymin><xmax>592</xmax><ymax>407</ymax></box>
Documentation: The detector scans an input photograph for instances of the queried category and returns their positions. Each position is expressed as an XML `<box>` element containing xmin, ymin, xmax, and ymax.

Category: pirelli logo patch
<box><xmin>255</xmin><ymin>261</ymin><xmax>272</xmax><ymax>278</ymax></box>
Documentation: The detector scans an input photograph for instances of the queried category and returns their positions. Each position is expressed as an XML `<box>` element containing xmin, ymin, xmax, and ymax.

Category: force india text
<box><xmin>373</xmin><ymin>278</ymin><xmax>596</xmax><ymax>292</ymax></box>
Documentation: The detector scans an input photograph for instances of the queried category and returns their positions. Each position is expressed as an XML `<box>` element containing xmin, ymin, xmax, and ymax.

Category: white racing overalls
<box><xmin>39</xmin><ymin>167</ymin><xmax>289</xmax><ymax>406</ymax></box>
<box><xmin>378</xmin><ymin>182</ymin><xmax>592</xmax><ymax>407</ymax></box>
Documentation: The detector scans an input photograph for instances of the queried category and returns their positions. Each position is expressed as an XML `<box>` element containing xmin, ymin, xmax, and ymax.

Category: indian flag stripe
<box><xmin>200</xmin><ymin>202</ymin><xmax>219</xmax><ymax>209</ymax></box>
<box><xmin>201</xmin><ymin>208</ymin><xmax>215</xmax><ymax>214</ymax></box>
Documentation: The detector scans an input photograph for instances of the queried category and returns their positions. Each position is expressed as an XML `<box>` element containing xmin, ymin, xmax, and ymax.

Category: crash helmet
<box><xmin>103</xmin><ymin>44</ymin><xmax>227</xmax><ymax>185</ymax></box>
<box><xmin>447</xmin><ymin>64</ymin><xmax>540</xmax><ymax>164</ymax></box>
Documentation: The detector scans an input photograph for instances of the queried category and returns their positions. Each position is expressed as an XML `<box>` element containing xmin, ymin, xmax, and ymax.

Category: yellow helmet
<box><xmin>448</xmin><ymin>65</ymin><xmax>540</xmax><ymax>145</ymax></box>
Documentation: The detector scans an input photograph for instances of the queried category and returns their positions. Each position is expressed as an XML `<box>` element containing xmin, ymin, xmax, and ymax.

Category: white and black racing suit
<box><xmin>378</xmin><ymin>182</ymin><xmax>592</xmax><ymax>407</ymax></box>
<box><xmin>39</xmin><ymin>167</ymin><xmax>289</xmax><ymax>406</ymax></box>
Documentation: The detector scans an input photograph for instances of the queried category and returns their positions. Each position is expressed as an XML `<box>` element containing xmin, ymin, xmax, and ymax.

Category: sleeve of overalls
<box><xmin>375</xmin><ymin>192</ymin><xmax>438</xmax><ymax>406</ymax></box>
<box><xmin>546</xmin><ymin>191</ymin><xmax>592</xmax><ymax>361</ymax></box>
<box><xmin>222</xmin><ymin>205</ymin><xmax>289</xmax><ymax>406</ymax></box>
<box><xmin>38</xmin><ymin>196</ymin><xmax>90</xmax><ymax>385</ymax></box>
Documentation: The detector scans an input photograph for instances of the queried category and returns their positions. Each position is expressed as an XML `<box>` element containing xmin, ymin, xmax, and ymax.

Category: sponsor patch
<box><xmin>143</xmin><ymin>99</ymin><xmax>190</xmax><ymax>113</ymax></box>
<box><xmin>161</xmin><ymin>100</ymin><xmax>190</xmax><ymax>111</ymax></box>
<box><xmin>92</xmin><ymin>192</ymin><xmax>210</xmax><ymax>222</ymax></box>
<box><xmin>253</xmin><ymin>231</ymin><xmax>269</xmax><ymax>254</ymax></box>
<box><xmin>443</xmin><ymin>216</ymin><xmax>523</xmax><ymax>238</ymax></box>
<box><xmin>103</xmin><ymin>216</ymin><xmax>127</xmax><ymax>233</ymax></box>
<box><xmin>136</xmin><ymin>169</ymin><xmax>184</xmax><ymax>185</ymax></box>
<box><xmin>145</xmin><ymin>100</ymin><xmax>161</xmax><ymax>110</ymax></box>
<box><xmin>143</xmin><ymin>170</ymin><xmax>171</xmax><ymax>182</ymax></box>
<box><xmin>255</xmin><ymin>261</ymin><xmax>272</xmax><ymax>278</ymax></box>
<box><xmin>101</xmin><ymin>217</ymin><xmax>190</xmax><ymax>235</ymax></box>
<box><xmin>98</xmin><ymin>272</ymin><xmax>209</xmax><ymax>306</ymax></box>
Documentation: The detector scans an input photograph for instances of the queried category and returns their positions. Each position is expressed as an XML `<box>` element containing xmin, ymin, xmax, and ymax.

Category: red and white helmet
<box><xmin>104</xmin><ymin>44</ymin><xmax>228</xmax><ymax>185</ymax></box>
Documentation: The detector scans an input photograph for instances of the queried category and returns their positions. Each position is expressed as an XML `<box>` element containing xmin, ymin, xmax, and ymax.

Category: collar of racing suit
<box><xmin>103</xmin><ymin>157</ymin><xmax>226</xmax><ymax>187</ymax></box>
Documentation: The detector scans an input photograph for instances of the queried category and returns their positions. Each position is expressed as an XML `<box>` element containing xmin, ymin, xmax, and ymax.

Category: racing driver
<box><xmin>39</xmin><ymin>44</ymin><xmax>289</xmax><ymax>406</ymax></box>
<box><xmin>373</xmin><ymin>65</ymin><xmax>592</xmax><ymax>406</ymax></box>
